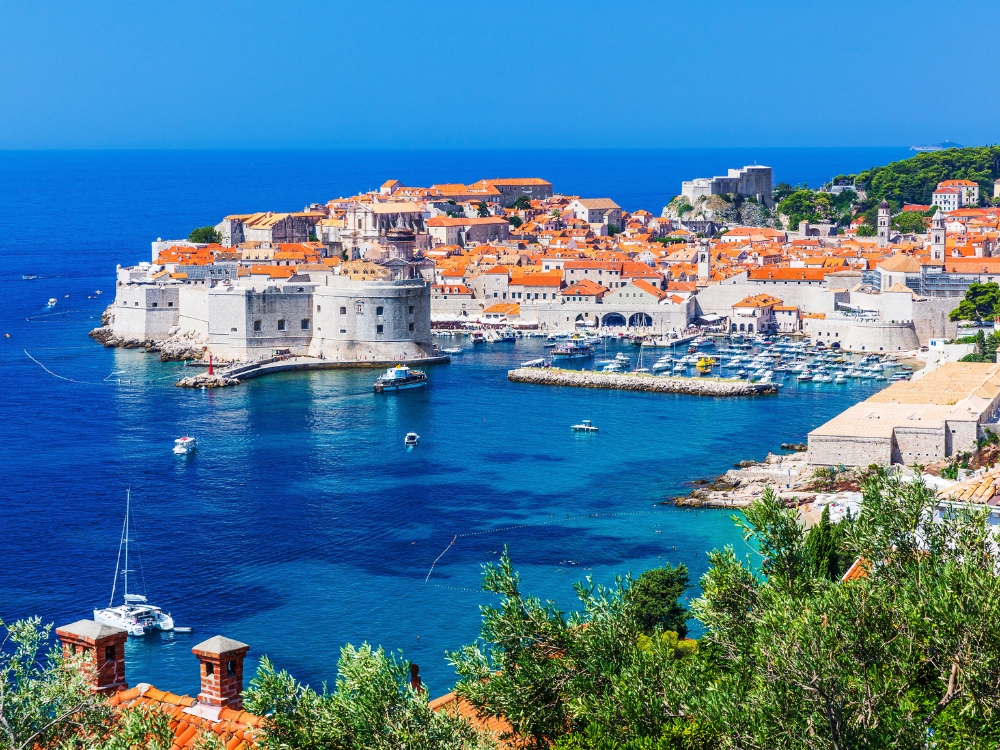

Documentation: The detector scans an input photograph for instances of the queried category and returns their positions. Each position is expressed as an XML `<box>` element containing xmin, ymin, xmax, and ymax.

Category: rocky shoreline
<box><xmin>508</xmin><ymin>367</ymin><xmax>777</xmax><ymax>396</ymax></box>
<box><xmin>176</xmin><ymin>373</ymin><xmax>240</xmax><ymax>388</ymax></box>
<box><xmin>89</xmin><ymin>304</ymin><xmax>206</xmax><ymax>362</ymax></box>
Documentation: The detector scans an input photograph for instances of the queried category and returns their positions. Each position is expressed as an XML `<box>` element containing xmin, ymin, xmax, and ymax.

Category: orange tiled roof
<box><xmin>107</xmin><ymin>685</ymin><xmax>263</xmax><ymax>750</ymax></box>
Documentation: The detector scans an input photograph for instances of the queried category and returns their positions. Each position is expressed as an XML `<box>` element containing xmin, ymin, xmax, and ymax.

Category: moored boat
<box><xmin>374</xmin><ymin>365</ymin><xmax>427</xmax><ymax>393</ymax></box>
<box><xmin>404</xmin><ymin>432</ymin><xmax>419</xmax><ymax>446</ymax></box>
<box><xmin>571</xmin><ymin>419</ymin><xmax>599</xmax><ymax>432</ymax></box>
<box><xmin>551</xmin><ymin>339</ymin><xmax>594</xmax><ymax>360</ymax></box>
<box><xmin>172</xmin><ymin>436</ymin><xmax>197</xmax><ymax>455</ymax></box>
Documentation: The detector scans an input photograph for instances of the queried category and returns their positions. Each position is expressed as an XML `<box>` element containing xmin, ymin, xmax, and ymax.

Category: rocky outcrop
<box><xmin>176</xmin><ymin>373</ymin><xmax>240</xmax><ymax>388</ymax></box>
<box><xmin>88</xmin><ymin>315</ymin><xmax>206</xmax><ymax>362</ymax></box>
<box><xmin>508</xmin><ymin>368</ymin><xmax>777</xmax><ymax>396</ymax></box>
<box><xmin>672</xmin><ymin>453</ymin><xmax>809</xmax><ymax>508</ymax></box>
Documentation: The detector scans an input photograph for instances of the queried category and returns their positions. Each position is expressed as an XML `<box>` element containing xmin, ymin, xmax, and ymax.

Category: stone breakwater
<box><xmin>176</xmin><ymin>373</ymin><xmax>240</xmax><ymax>388</ymax></box>
<box><xmin>507</xmin><ymin>368</ymin><xmax>778</xmax><ymax>396</ymax></box>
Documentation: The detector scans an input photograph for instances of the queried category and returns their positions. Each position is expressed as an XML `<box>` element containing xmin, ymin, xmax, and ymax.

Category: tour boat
<box><xmin>404</xmin><ymin>432</ymin><xmax>419</xmax><ymax>447</ymax></box>
<box><xmin>571</xmin><ymin>420</ymin><xmax>599</xmax><ymax>432</ymax></box>
<box><xmin>551</xmin><ymin>339</ymin><xmax>594</xmax><ymax>360</ymax></box>
<box><xmin>94</xmin><ymin>490</ymin><xmax>175</xmax><ymax>637</ymax></box>
<box><xmin>374</xmin><ymin>365</ymin><xmax>427</xmax><ymax>393</ymax></box>
<box><xmin>172</xmin><ymin>436</ymin><xmax>197</xmax><ymax>455</ymax></box>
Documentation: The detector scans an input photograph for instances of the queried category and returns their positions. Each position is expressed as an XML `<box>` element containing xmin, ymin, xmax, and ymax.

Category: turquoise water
<box><xmin>0</xmin><ymin>149</ymin><xmax>900</xmax><ymax>698</ymax></box>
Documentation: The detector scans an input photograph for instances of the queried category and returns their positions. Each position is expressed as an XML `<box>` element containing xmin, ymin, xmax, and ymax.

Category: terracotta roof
<box><xmin>561</xmin><ymin>278</ymin><xmax>608</xmax><ymax>296</ymax></box>
<box><xmin>733</xmin><ymin>293</ymin><xmax>782</xmax><ymax>308</ymax></box>
<box><xmin>429</xmin><ymin>692</ymin><xmax>517</xmax><ymax>748</ymax></box>
<box><xmin>748</xmin><ymin>268</ymin><xmax>827</xmax><ymax>281</ymax></box>
<box><xmin>108</xmin><ymin>684</ymin><xmax>263</xmax><ymax>749</ymax></box>
<box><xmin>483</xmin><ymin>302</ymin><xmax>520</xmax><ymax>314</ymax></box>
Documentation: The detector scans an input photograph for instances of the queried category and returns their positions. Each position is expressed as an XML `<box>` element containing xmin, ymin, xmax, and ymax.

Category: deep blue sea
<box><xmin>0</xmin><ymin>148</ymin><xmax>908</xmax><ymax>698</ymax></box>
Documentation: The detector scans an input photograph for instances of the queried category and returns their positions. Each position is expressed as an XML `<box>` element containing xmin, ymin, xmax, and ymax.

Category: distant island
<box><xmin>910</xmin><ymin>140</ymin><xmax>963</xmax><ymax>152</ymax></box>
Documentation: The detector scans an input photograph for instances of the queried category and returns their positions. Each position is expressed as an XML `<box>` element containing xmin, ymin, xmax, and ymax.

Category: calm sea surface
<box><xmin>0</xmin><ymin>149</ymin><xmax>907</xmax><ymax>696</ymax></box>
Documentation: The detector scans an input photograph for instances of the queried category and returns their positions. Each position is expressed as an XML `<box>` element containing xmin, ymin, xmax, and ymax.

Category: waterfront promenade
<box><xmin>508</xmin><ymin>367</ymin><xmax>777</xmax><ymax>395</ymax></box>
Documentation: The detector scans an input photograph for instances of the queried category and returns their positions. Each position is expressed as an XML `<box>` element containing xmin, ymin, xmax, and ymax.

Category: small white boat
<box><xmin>173</xmin><ymin>626</ymin><xmax>193</xmax><ymax>634</ymax></box>
<box><xmin>614</xmin><ymin>353</ymin><xmax>631</xmax><ymax>364</ymax></box>
<box><xmin>602</xmin><ymin>363</ymin><xmax>623</xmax><ymax>372</ymax></box>
<box><xmin>521</xmin><ymin>358</ymin><xmax>546</xmax><ymax>367</ymax></box>
<box><xmin>441</xmin><ymin>347</ymin><xmax>462</xmax><ymax>355</ymax></box>
<box><xmin>571</xmin><ymin>420</ymin><xmax>599</xmax><ymax>432</ymax></box>
<box><xmin>46</xmin><ymin>298</ymin><xmax>57</xmax><ymax>307</ymax></box>
<box><xmin>797</xmin><ymin>373</ymin><xmax>814</xmax><ymax>382</ymax></box>
<box><xmin>404</xmin><ymin>432</ymin><xmax>419</xmax><ymax>446</ymax></box>
<box><xmin>173</xmin><ymin>437</ymin><xmax>197</xmax><ymax>455</ymax></box>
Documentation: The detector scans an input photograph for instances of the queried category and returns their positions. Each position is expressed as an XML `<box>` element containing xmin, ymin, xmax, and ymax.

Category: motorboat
<box><xmin>404</xmin><ymin>432</ymin><xmax>419</xmax><ymax>447</ymax></box>
<box><xmin>602</xmin><ymin>362</ymin><xmax>623</xmax><ymax>372</ymax></box>
<box><xmin>497</xmin><ymin>327</ymin><xmax>517</xmax><ymax>342</ymax></box>
<box><xmin>94</xmin><ymin>490</ymin><xmax>175</xmax><ymax>637</ymax></box>
<box><xmin>47</xmin><ymin>298</ymin><xmax>57</xmax><ymax>307</ymax></box>
<box><xmin>797</xmin><ymin>373</ymin><xmax>814</xmax><ymax>381</ymax></box>
<box><xmin>172</xmin><ymin>437</ymin><xmax>197</xmax><ymax>455</ymax></box>
<box><xmin>571</xmin><ymin>420</ymin><xmax>599</xmax><ymax>432</ymax></box>
<box><xmin>521</xmin><ymin>358</ymin><xmax>546</xmax><ymax>368</ymax></box>
<box><xmin>471</xmin><ymin>332</ymin><xmax>486</xmax><ymax>345</ymax></box>
<box><xmin>22</xmin><ymin>274</ymin><xmax>38</xmax><ymax>280</ymax></box>
<box><xmin>441</xmin><ymin>347</ymin><xmax>462</xmax><ymax>355</ymax></box>
<box><xmin>614</xmin><ymin>353</ymin><xmax>631</xmax><ymax>364</ymax></box>
<box><xmin>374</xmin><ymin>364</ymin><xmax>427</xmax><ymax>393</ymax></box>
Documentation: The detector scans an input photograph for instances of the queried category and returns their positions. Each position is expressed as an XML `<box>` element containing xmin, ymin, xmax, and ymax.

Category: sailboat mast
<box><xmin>123</xmin><ymin>489</ymin><xmax>130</xmax><ymax>601</ymax></box>
<box><xmin>109</xmin><ymin>490</ymin><xmax>129</xmax><ymax>607</ymax></box>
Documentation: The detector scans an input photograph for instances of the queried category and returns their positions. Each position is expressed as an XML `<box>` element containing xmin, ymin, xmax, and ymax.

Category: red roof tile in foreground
<box><xmin>108</xmin><ymin>685</ymin><xmax>263</xmax><ymax>749</ymax></box>
<box><xmin>429</xmin><ymin>692</ymin><xmax>519</xmax><ymax>748</ymax></box>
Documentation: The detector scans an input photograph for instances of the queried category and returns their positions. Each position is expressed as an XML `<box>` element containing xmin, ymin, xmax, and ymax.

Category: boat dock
<box><xmin>508</xmin><ymin>367</ymin><xmax>777</xmax><ymax>396</ymax></box>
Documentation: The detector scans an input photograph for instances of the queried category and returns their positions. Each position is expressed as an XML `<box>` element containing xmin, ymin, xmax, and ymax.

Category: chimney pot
<box><xmin>192</xmin><ymin>636</ymin><xmax>250</xmax><ymax>709</ymax></box>
<box><xmin>55</xmin><ymin>620</ymin><xmax>129</xmax><ymax>694</ymax></box>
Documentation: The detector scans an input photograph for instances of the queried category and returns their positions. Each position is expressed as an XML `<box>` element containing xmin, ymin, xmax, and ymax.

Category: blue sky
<box><xmin>1</xmin><ymin>0</ymin><xmax>998</xmax><ymax>149</ymax></box>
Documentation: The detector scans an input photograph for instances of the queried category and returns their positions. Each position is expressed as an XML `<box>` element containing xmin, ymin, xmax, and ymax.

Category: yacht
<box><xmin>94</xmin><ymin>490</ymin><xmax>175</xmax><ymax>637</ymax></box>
<box><xmin>571</xmin><ymin>419</ymin><xmax>599</xmax><ymax>432</ymax></box>
<box><xmin>797</xmin><ymin>372</ymin><xmax>814</xmax><ymax>382</ymax></box>
<box><xmin>602</xmin><ymin>362</ymin><xmax>623</xmax><ymax>372</ymax></box>
<box><xmin>172</xmin><ymin>436</ymin><xmax>197</xmax><ymax>455</ymax></box>
<box><xmin>374</xmin><ymin>365</ymin><xmax>427</xmax><ymax>393</ymax></box>
<box><xmin>404</xmin><ymin>432</ymin><xmax>419</xmax><ymax>447</ymax></box>
<box><xmin>614</xmin><ymin>352</ymin><xmax>631</xmax><ymax>365</ymax></box>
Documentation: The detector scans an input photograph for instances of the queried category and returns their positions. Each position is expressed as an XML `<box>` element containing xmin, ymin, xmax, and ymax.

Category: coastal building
<box><xmin>730</xmin><ymin>294</ymin><xmax>780</xmax><ymax>334</ymax></box>
<box><xmin>808</xmin><ymin>362</ymin><xmax>1000</xmax><ymax>467</ymax></box>
<box><xmin>426</xmin><ymin>216</ymin><xmax>509</xmax><ymax>247</ymax></box>
<box><xmin>566</xmin><ymin>198</ymin><xmax>623</xmax><ymax>229</ymax></box>
<box><xmin>680</xmin><ymin>165</ymin><xmax>774</xmax><ymax>207</ymax></box>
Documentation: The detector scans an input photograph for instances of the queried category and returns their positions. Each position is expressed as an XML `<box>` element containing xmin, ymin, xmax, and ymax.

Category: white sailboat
<box><xmin>94</xmin><ymin>490</ymin><xmax>174</xmax><ymax>637</ymax></box>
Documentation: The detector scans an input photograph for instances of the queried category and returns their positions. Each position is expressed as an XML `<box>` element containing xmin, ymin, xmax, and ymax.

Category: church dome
<box><xmin>878</xmin><ymin>200</ymin><xmax>890</xmax><ymax>209</ymax></box>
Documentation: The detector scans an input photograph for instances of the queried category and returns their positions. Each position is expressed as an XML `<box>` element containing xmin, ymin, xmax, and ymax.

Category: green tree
<box><xmin>892</xmin><ymin>210</ymin><xmax>928</xmax><ymax>234</ymax></box>
<box><xmin>690</xmin><ymin>478</ymin><xmax>1000</xmax><ymax>749</ymax></box>
<box><xmin>856</xmin><ymin>223</ymin><xmax>877</xmax><ymax>237</ymax></box>
<box><xmin>188</xmin><ymin>226</ymin><xmax>222</xmax><ymax>244</ymax></box>
<box><xmin>477</xmin><ymin>201</ymin><xmax>490</xmax><ymax>218</ymax></box>
<box><xmin>245</xmin><ymin>645</ymin><xmax>493</xmax><ymax>750</ymax></box>
<box><xmin>803</xmin><ymin>504</ymin><xmax>851</xmax><ymax>580</ymax></box>
<box><xmin>627</xmin><ymin>564</ymin><xmax>690</xmax><ymax>637</ymax></box>
<box><xmin>855</xmin><ymin>146</ymin><xmax>1000</xmax><ymax>205</ymax></box>
<box><xmin>509</xmin><ymin>215</ymin><xmax>523</xmax><ymax>228</ymax></box>
<box><xmin>512</xmin><ymin>196</ymin><xmax>532</xmax><ymax>210</ymax></box>
<box><xmin>949</xmin><ymin>282</ymin><xmax>1000</xmax><ymax>322</ymax></box>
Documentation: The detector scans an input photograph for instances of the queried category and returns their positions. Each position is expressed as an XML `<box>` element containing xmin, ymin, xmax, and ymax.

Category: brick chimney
<box><xmin>55</xmin><ymin>620</ymin><xmax>128</xmax><ymax>694</ymax></box>
<box><xmin>192</xmin><ymin>636</ymin><xmax>249</xmax><ymax>709</ymax></box>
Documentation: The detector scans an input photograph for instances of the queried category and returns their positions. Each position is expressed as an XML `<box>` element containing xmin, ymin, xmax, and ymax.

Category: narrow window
<box><xmin>152</xmin><ymin>302</ymin><xmax>157</xmax><ymax>307</ymax></box>
<box><xmin>376</xmin><ymin>306</ymin><xmax>384</xmax><ymax>315</ymax></box>
<box><xmin>408</xmin><ymin>306</ymin><xmax>414</xmax><ymax>314</ymax></box>
<box><xmin>106</xmin><ymin>645</ymin><xmax>116</xmax><ymax>662</ymax></box>
<box><xmin>205</xmin><ymin>662</ymin><xmax>214</xmax><ymax>676</ymax></box>
<box><xmin>253</xmin><ymin>320</ymin><xmax>262</xmax><ymax>332</ymax></box>
<box><xmin>168</xmin><ymin>301</ymin><xmax>173</xmax><ymax>307</ymax></box>
<box><xmin>317</xmin><ymin>305</ymin><xmax>321</xmax><ymax>312</ymax></box>
<box><xmin>227</xmin><ymin>660</ymin><xmax>236</xmax><ymax>675</ymax></box>
<box><xmin>340</xmin><ymin>306</ymin><xmax>347</xmax><ymax>314</ymax></box>
<box><xmin>377</xmin><ymin>324</ymin><xmax>384</xmax><ymax>333</ymax></box>
<box><xmin>301</xmin><ymin>319</ymin><xmax>310</xmax><ymax>330</ymax></box>
<box><xmin>409</xmin><ymin>322</ymin><xmax>414</xmax><ymax>331</ymax></box>
<box><xmin>277</xmin><ymin>319</ymin><xmax>285</xmax><ymax>331</ymax></box>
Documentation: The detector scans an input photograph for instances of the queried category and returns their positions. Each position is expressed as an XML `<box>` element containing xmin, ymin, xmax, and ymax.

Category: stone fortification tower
<box><xmin>930</xmin><ymin>209</ymin><xmax>946</xmax><ymax>262</ymax></box>
<box><xmin>877</xmin><ymin>200</ymin><xmax>890</xmax><ymax>247</ymax></box>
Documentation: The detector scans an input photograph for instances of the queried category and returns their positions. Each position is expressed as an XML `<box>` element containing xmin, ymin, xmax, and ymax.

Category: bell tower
<box><xmin>930</xmin><ymin>209</ymin><xmax>946</xmax><ymax>262</ymax></box>
<box><xmin>697</xmin><ymin>239</ymin><xmax>710</xmax><ymax>283</ymax></box>
<box><xmin>877</xmin><ymin>200</ymin><xmax>890</xmax><ymax>247</ymax></box>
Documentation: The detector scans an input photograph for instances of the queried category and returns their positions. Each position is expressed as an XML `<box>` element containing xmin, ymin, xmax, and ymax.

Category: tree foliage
<box><xmin>853</xmin><ymin>146</ymin><xmax>1000</xmax><ymax>206</ymax></box>
<box><xmin>512</xmin><ymin>196</ymin><xmax>532</xmax><ymax>210</ymax></box>
<box><xmin>891</xmin><ymin>210</ymin><xmax>928</xmax><ymax>235</ymax></box>
<box><xmin>509</xmin><ymin>215</ymin><xmax>523</xmax><ymax>228</ymax></box>
<box><xmin>244</xmin><ymin>645</ymin><xmax>493</xmax><ymax>750</ymax></box>
<box><xmin>627</xmin><ymin>564</ymin><xmax>690</xmax><ymax>637</ymax></box>
<box><xmin>477</xmin><ymin>201</ymin><xmax>491</xmax><ymax>218</ymax></box>
<box><xmin>855</xmin><ymin>223</ymin><xmax>876</xmax><ymax>237</ymax></box>
<box><xmin>188</xmin><ymin>226</ymin><xmax>222</xmax><ymax>244</ymax></box>
<box><xmin>950</xmin><ymin>282</ymin><xmax>1000</xmax><ymax>322</ymax></box>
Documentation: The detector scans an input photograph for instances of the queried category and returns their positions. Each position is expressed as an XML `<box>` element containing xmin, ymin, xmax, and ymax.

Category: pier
<box><xmin>508</xmin><ymin>367</ymin><xmax>778</xmax><ymax>396</ymax></box>
<box><xmin>177</xmin><ymin>354</ymin><xmax>450</xmax><ymax>387</ymax></box>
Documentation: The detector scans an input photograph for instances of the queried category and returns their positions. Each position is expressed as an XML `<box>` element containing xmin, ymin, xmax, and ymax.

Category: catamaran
<box><xmin>93</xmin><ymin>490</ymin><xmax>175</xmax><ymax>637</ymax></box>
